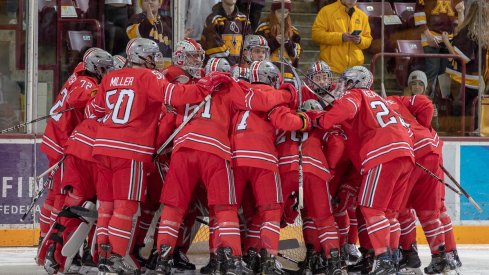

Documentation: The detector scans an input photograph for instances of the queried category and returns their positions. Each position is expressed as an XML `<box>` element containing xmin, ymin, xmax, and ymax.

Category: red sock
<box><xmin>348</xmin><ymin>207</ymin><xmax>359</xmax><ymax>244</ymax></box>
<box><xmin>399</xmin><ymin>209</ymin><xmax>417</xmax><ymax>250</ymax></box>
<box><xmin>302</xmin><ymin>217</ymin><xmax>321</xmax><ymax>252</ymax></box>
<box><xmin>316</xmin><ymin>215</ymin><xmax>339</xmax><ymax>257</ymax></box>
<box><xmin>96</xmin><ymin>200</ymin><xmax>114</xmax><ymax>257</ymax></box>
<box><xmin>440</xmin><ymin>206</ymin><xmax>456</xmax><ymax>252</ymax></box>
<box><xmin>244</xmin><ymin>215</ymin><xmax>261</xmax><ymax>253</ymax></box>
<box><xmin>419</xmin><ymin>210</ymin><xmax>445</xmax><ymax>254</ymax></box>
<box><xmin>108</xmin><ymin>200</ymin><xmax>140</xmax><ymax>257</ymax></box>
<box><xmin>135</xmin><ymin>208</ymin><xmax>155</xmax><ymax>246</ymax></box>
<box><xmin>157</xmin><ymin>205</ymin><xmax>185</xmax><ymax>254</ymax></box>
<box><xmin>209</xmin><ymin>207</ymin><xmax>218</xmax><ymax>254</ymax></box>
<box><xmin>215</xmin><ymin>205</ymin><xmax>242</xmax><ymax>256</ymax></box>
<box><xmin>334</xmin><ymin>211</ymin><xmax>350</xmax><ymax>246</ymax></box>
<box><xmin>259</xmin><ymin>205</ymin><xmax>281</xmax><ymax>255</ymax></box>
<box><xmin>360</xmin><ymin>206</ymin><xmax>390</xmax><ymax>256</ymax></box>
<box><xmin>356</xmin><ymin>208</ymin><xmax>372</xmax><ymax>250</ymax></box>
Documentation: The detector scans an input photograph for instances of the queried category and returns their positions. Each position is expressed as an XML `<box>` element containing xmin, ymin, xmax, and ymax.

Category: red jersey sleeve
<box><xmin>84</xmin><ymin>88</ymin><xmax>106</xmax><ymax>119</ymax></box>
<box><xmin>316</xmin><ymin>91</ymin><xmax>361</xmax><ymax>130</ymax></box>
<box><xmin>267</xmin><ymin>105</ymin><xmax>303</xmax><ymax>131</ymax></box>
<box><xmin>66</xmin><ymin>76</ymin><xmax>98</xmax><ymax>108</ymax></box>
<box><xmin>401</xmin><ymin>95</ymin><xmax>434</xmax><ymax>128</ymax></box>
<box><xmin>232</xmin><ymin>80</ymin><xmax>292</xmax><ymax>112</ymax></box>
<box><xmin>156</xmin><ymin>108</ymin><xmax>177</xmax><ymax>147</ymax></box>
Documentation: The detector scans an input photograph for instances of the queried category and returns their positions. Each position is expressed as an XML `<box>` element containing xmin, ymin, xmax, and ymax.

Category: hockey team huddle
<box><xmin>34</xmin><ymin>34</ymin><xmax>463</xmax><ymax>275</ymax></box>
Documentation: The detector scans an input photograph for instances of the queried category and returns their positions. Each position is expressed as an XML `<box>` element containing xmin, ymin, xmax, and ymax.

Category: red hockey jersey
<box><xmin>172</xmin><ymin>80</ymin><xmax>292</xmax><ymax>161</ymax></box>
<box><xmin>64</xmin><ymin>118</ymin><xmax>100</xmax><ymax>162</ymax></box>
<box><xmin>40</xmin><ymin>66</ymin><xmax>98</xmax><ymax>160</ymax></box>
<box><xmin>314</xmin><ymin>89</ymin><xmax>414</xmax><ymax>174</ymax></box>
<box><xmin>162</xmin><ymin>65</ymin><xmax>202</xmax><ymax>84</ymax></box>
<box><xmin>231</xmin><ymin>84</ymin><xmax>299</xmax><ymax>171</ymax></box>
<box><xmin>87</xmin><ymin>67</ymin><xmax>210</xmax><ymax>163</ymax></box>
<box><xmin>387</xmin><ymin>95</ymin><xmax>440</xmax><ymax>158</ymax></box>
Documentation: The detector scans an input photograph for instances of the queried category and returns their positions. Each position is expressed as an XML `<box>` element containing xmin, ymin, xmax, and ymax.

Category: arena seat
<box><xmin>356</xmin><ymin>2</ymin><xmax>400</xmax><ymax>52</ymax></box>
<box><xmin>393</xmin><ymin>2</ymin><xmax>416</xmax><ymax>29</ymax></box>
<box><xmin>394</xmin><ymin>40</ymin><xmax>424</xmax><ymax>88</ymax></box>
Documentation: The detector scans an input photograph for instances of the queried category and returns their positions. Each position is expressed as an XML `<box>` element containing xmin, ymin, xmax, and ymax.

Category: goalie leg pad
<box><xmin>58</xmin><ymin>201</ymin><xmax>97</xmax><ymax>272</ymax></box>
<box><xmin>37</xmin><ymin>222</ymin><xmax>65</xmax><ymax>266</ymax></box>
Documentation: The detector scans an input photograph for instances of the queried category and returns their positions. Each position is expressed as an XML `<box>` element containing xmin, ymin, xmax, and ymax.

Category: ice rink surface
<box><xmin>1</xmin><ymin>245</ymin><xmax>488</xmax><ymax>274</ymax></box>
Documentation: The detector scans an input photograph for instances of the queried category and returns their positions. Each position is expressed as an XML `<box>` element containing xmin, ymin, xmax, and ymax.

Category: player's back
<box><xmin>93</xmin><ymin>67</ymin><xmax>166</xmax><ymax>162</ymax></box>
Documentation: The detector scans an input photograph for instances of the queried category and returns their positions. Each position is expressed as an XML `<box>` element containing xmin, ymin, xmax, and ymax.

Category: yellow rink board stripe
<box><xmin>1</xmin><ymin>226</ymin><xmax>489</xmax><ymax>246</ymax></box>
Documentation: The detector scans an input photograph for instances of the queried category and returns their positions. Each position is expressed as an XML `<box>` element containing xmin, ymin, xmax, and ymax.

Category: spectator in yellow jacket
<box><xmin>312</xmin><ymin>0</ymin><xmax>372</xmax><ymax>75</ymax></box>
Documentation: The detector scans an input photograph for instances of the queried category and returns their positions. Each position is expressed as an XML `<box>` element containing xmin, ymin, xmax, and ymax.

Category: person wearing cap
<box><xmin>407</xmin><ymin>70</ymin><xmax>439</xmax><ymax>129</ymax></box>
<box><xmin>311</xmin><ymin>0</ymin><xmax>372</xmax><ymax>76</ymax></box>
<box><xmin>126</xmin><ymin>0</ymin><xmax>172</xmax><ymax>58</ymax></box>
<box><xmin>255</xmin><ymin>0</ymin><xmax>302</xmax><ymax>68</ymax></box>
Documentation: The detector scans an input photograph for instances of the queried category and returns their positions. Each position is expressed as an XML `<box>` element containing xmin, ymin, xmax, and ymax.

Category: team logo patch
<box><xmin>230</xmin><ymin>21</ymin><xmax>240</xmax><ymax>34</ymax></box>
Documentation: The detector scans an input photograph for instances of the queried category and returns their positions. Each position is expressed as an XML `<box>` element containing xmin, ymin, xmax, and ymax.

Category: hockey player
<box><xmin>85</xmin><ymin>37</ymin><xmax>228</xmax><ymax>274</ymax></box>
<box><xmin>113</xmin><ymin>55</ymin><xmax>126</xmax><ymax>70</ymax></box>
<box><xmin>303</xmin><ymin>61</ymin><xmax>334</xmax><ymax>104</ymax></box>
<box><xmin>232</xmin><ymin>34</ymin><xmax>270</xmax><ymax>80</ymax></box>
<box><xmin>153</xmin><ymin>64</ymin><xmax>295</xmax><ymax>275</ymax></box>
<box><xmin>269</xmin><ymin>98</ymin><xmax>342</xmax><ymax>275</ymax></box>
<box><xmin>231</xmin><ymin>61</ymin><xmax>306</xmax><ymax>274</ymax></box>
<box><xmin>306</xmin><ymin>66</ymin><xmax>415</xmax><ymax>274</ymax></box>
<box><xmin>164</xmin><ymin>38</ymin><xmax>205</xmax><ymax>83</ymax></box>
<box><xmin>37</xmin><ymin>48</ymin><xmax>113</xmax><ymax>267</ymax></box>
<box><xmin>200</xmin><ymin>0</ymin><xmax>251</xmax><ymax>66</ymax></box>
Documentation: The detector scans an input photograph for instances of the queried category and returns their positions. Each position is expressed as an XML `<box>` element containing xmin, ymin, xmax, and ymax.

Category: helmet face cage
<box><xmin>249</xmin><ymin>61</ymin><xmax>281</xmax><ymax>89</ymax></box>
<box><xmin>205</xmin><ymin>58</ymin><xmax>231</xmax><ymax>75</ymax></box>
<box><xmin>172</xmin><ymin>38</ymin><xmax>205</xmax><ymax>79</ymax></box>
<box><xmin>244</xmin><ymin>35</ymin><xmax>270</xmax><ymax>62</ymax></box>
<box><xmin>340</xmin><ymin>66</ymin><xmax>373</xmax><ymax>90</ymax></box>
<box><xmin>126</xmin><ymin>38</ymin><xmax>163</xmax><ymax>70</ymax></box>
<box><xmin>83</xmin><ymin>48</ymin><xmax>114</xmax><ymax>79</ymax></box>
<box><xmin>113</xmin><ymin>55</ymin><xmax>127</xmax><ymax>70</ymax></box>
<box><xmin>306</xmin><ymin>61</ymin><xmax>333</xmax><ymax>95</ymax></box>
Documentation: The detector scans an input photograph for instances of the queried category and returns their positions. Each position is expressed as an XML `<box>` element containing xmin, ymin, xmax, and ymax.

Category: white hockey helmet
<box><xmin>249</xmin><ymin>61</ymin><xmax>282</xmax><ymax>89</ymax></box>
<box><xmin>83</xmin><ymin>48</ymin><xmax>113</xmax><ymax>79</ymax></box>
<box><xmin>113</xmin><ymin>55</ymin><xmax>127</xmax><ymax>70</ymax></box>
<box><xmin>302</xmin><ymin>99</ymin><xmax>324</xmax><ymax>111</ymax></box>
<box><xmin>243</xmin><ymin>35</ymin><xmax>270</xmax><ymax>62</ymax></box>
<box><xmin>205</xmin><ymin>57</ymin><xmax>232</xmax><ymax>75</ymax></box>
<box><xmin>172</xmin><ymin>38</ymin><xmax>205</xmax><ymax>79</ymax></box>
<box><xmin>126</xmin><ymin>38</ymin><xmax>164</xmax><ymax>69</ymax></box>
<box><xmin>340</xmin><ymin>66</ymin><xmax>373</xmax><ymax>90</ymax></box>
<box><xmin>306</xmin><ymin>61</ymin><xmax>333</xmax><ymax>95</ymax></box>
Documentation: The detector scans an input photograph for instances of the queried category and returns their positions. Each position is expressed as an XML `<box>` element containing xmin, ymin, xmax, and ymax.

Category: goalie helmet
<box><xmin>205</xmin><ymin>58</ymin><xmax>231</xmax><ymax>75</ymax></box>
<box><xmin>126</xmin><ymin>38</ymin><xmax>164</xmax><ymax>69</ymax></box>
<box><xmin>340</xmin><ymin>66</ymin><xmax>373</xmax><ymax>90</ymax></box>
<box><xmin>83</xmin><ymin>48</ymin><xmax>113</xmax><ymax>79</ymax></box>
<box><xmin>172</xmin><ymin>38</ymin><xmax>205</xmax><ymax>79</ymax></box>
<box><xmin>302</xmin><ymin>99</ymin><xmax>324</xmax><ymax>111</ymax></box>
<box><xmin>113</xmin><ymin>55</ymin><xmax>126</xmax><ymax>70</ymax></box>
<box><xmin>249</xmin><ymin>61</ymin><xmax>281</xmax><ymax>89</ymax></box>
<box><xmin>244</xmin><ymin>35</ymin><xmax>270</xmax><ymax>62</ymax></box>
<box><xmin>306</xmin><ymin>61</ymin><xmax>333</xmax><ymax>95</ymax></box>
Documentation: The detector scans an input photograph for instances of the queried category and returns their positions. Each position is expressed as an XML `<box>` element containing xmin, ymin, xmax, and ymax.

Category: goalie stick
<box><xmin>440</xmin><ymin>164</ymin><xmax>483</xmax><ymax>213</ymax></box>
<box><xmin>21</xmin><ymin>155</ymin><xmax>66</xmax><ymax>222</ymax></box>
<box><xmin>1</xmin><ymin>107</ymin><xmax>75</xmax><ymax>133</ymax></box>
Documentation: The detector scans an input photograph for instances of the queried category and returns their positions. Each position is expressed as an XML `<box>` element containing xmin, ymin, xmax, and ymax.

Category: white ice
<box><xmin>1</xmin><ymin>245</ymin><xmax>488</xmax><ymax>274</ymax></box>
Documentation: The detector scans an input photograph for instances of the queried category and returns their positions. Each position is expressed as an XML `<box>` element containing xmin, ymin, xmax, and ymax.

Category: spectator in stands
<box><xmin>414</xmin><ymin>0</ymin><xmax>463</xmax><ymax>96</ymax></box>
<box><xmin>200</xmin><ymin>0</ymin><xmax>250</xmax><ymax>66</ymax></box>
<box><xmin>127</xmin><ymin>0</ymin><xmax>172</xmax><ymax>58</ymax></box>
<box><xmin>237</xmin><ymin>0</ymin><xmax>265</xmax><ymax>33</ymax></box>
<box><xmin>105</xmin><ymin>0</ymin><xmax>133</xmax><ymax>56</ymax></box>
<box><xmin>407</xmin><ymin>70</ymin><xmax>439</xmax><ymax>128</ymax></box>
<box><xmin>442</xmin><ymin>0</ymin><xmax>489</xmax><ymax>117</ymax></box>
<box><xmin>311</xmin><ymin>0</ymin><xmax>372</xmax><ymax>76</ymax></box>
<box><xmin>255</xmin><ymin>0</ymin><xmax>302</xmax><ymax>67</ymax></box>
<box><xmin>184</xmin><ymin>0</ymin><xmax>220</xmax><ymax>42</ymax></box>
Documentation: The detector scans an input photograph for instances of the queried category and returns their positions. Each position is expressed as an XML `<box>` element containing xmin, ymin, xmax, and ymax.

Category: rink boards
<box><xmin>0</xmin><ymin>137</ymin><xmax>488</xmax><ymax>246</ymax></box>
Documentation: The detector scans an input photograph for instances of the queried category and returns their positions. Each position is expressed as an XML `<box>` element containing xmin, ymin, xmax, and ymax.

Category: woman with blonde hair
<box><xmin>255</xmin><ymin>0</ymin><xmax>301</xmax><ymax>67</ymax></box>
<box><xmin>442</xmin><ymin>0</ymin><xmax>489</xmax><ymax>116</ymax></box>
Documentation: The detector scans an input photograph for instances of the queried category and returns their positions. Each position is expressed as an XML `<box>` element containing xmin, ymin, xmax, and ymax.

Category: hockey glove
<box><xmin>297</xmin><ymin>112</ymin><xmax>312</xmax><ymax>132</ymax></box>
<box><xmin>197</xmin><ymin>71</ymin><xmax>233</xmax><ymax>94</ymax></box>
<box><xmin>333</xmin><ymin>183</ymin><xmax>358</xmax><ymax>213</ymax></box>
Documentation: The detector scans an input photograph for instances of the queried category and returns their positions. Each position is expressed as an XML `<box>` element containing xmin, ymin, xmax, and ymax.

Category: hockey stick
<box><xmin>140</xmin><ymin>204</ymin><xmax>163</xmax><ymax>260</ymax></box>
<box><xmin>415</xmin><ymin>162</ymin><xmax>461</xmax><ymax>195</ymax></box>
<box><xmin>20</xmin><ymin>155</ymin><xmax>66</xmax><ymax>222</ymax></box>
<box><xmin>238</xmin><ymin>0</ymin><xmax>252</xmax><ymax>66</ymax></box>
<box><xmin>440</xmin><ymin>164</ymin><xmax>483</xmax><ymax>213</ymax></box>
<box><xmin>1</xmin><ymin>107</ymin><xmax>75</xmax><ymax>134</ymax></box>
<box><xmin>153</xmin><ymin>94</ymin><xmax>212</xmax><ymax>160</ymax></box>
